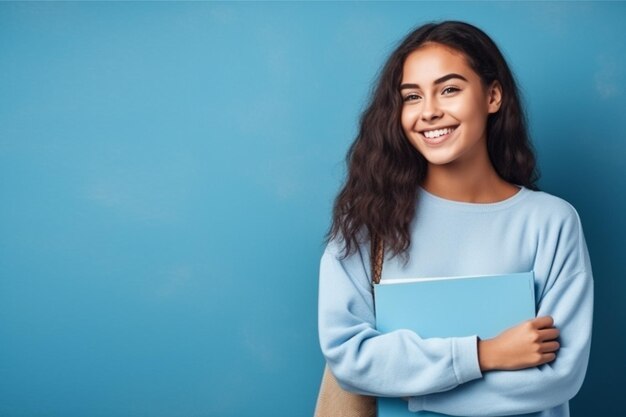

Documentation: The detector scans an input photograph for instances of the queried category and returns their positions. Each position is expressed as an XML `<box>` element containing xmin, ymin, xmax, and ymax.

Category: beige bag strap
<box><xmin>314</xmin><ymin>236</ymin><xmax>384</xmax><ymax>417</ymax></box>
<box><xmin>370</xmin><ymin>234</ymin><xmax>385</xmax><ymax>285</ymax></box>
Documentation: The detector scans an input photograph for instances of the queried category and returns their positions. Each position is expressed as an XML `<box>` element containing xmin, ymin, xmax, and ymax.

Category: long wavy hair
<box><xmin>325</xmin><ymin>21</ymin><xmax>540</xmax><ymax>262</ymax></box>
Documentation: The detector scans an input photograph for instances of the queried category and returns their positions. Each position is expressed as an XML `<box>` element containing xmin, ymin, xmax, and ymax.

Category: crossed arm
<box><xmin>319</xmin><ymin>240</ymin><xmax>593</xmax><ymax>415</ymax></box>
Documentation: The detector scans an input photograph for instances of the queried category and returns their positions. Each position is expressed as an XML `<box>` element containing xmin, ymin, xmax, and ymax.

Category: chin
<box><xmin>420</xmin><ymin>153</ymin><xmax>457</xmax><ymax>166</ymax></box>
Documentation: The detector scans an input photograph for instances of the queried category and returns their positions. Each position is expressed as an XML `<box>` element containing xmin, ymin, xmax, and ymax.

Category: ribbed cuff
<box><xmin>451</xmin><ymin>335</ymin><xmax>483</xmax><ymax>384</ymax></box>
<box><xmin>408</xmin><ymin>395</ymin><xmax>425</xmax><ymax>412</ymax></box>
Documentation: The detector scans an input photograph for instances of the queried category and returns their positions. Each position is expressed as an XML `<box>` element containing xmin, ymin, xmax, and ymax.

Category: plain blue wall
<box><xmin>1</xmin><ymin>2</ymin><xmax>624</xmax><ymax>416</ymax></box>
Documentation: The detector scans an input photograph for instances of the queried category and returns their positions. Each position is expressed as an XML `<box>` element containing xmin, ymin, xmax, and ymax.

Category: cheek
<box><xmin>448</xmin><ymin>93</ymin><xmax>489</xmax><ymax>124</ymax></box>
<box><xmin>442</xmin><ymin>100</ymin><xmax>466</xmax><ymax>118</ymax></box>
<box><xmin>400</xmin><ymin>107</ymin><xmax>416</xmax><ymax>132</ymax></box>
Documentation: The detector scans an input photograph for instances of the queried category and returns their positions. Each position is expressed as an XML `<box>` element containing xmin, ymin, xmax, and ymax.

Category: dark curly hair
<box><xmin>325</xmin><ymin>20</ymin><xmax>540</xmax><ymax>263</ymax></box>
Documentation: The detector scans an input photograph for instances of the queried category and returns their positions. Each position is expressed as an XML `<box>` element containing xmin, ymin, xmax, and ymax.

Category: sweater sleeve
<box><xmin>409</xmin><ymin>207</ymin><xmax>595</xmax><ymax>416</ymax></box>
<box><xmin>318</xmin><ymin>239</ymin><xmax>483</xmax><ymax>397</ymax></box>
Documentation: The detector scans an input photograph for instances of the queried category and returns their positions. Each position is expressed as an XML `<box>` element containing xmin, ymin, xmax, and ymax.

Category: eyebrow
<box><xmin>399</xmin><ymin>73</ymin><xmax>468</xmax><ymax>90</ymax></box>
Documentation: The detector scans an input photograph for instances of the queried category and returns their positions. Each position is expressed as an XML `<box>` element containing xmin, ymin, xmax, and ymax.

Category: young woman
<box><xmin>318</xmin><ymin>21</ymin><xmax>593</xmax><ymax>416</ymax></box>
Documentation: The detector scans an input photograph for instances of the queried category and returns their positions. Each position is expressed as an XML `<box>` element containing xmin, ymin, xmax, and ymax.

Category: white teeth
<box><xmin>423</xmin><ymin>127</ymin><xmax>454</xmax><ymax>139</ymax></box>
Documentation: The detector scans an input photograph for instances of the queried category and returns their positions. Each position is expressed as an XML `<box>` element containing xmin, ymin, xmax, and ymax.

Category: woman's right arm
<box><xmin>318</xmin><ymin>240</ymin><xmax>484</xmax><ymax>397</ymax></box>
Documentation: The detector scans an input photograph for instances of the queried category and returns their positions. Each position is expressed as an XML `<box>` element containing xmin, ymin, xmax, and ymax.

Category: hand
<box><xmin>478</xmin><ymin>316</ymin><xmax>560</xmax><ymax>371</ymax></box>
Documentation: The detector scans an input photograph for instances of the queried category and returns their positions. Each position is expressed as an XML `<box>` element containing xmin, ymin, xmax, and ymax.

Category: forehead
<box><xmin>401</xmin><ymin>43</ymin><xmax>476</xmax><ymax>82</ymax></box>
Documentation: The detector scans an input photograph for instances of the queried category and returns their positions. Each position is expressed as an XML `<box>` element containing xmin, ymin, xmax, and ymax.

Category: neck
<box><xmin>422</xmin><ymin>157</ymin><xmax>518</xmax><ymax>204</ymax></box>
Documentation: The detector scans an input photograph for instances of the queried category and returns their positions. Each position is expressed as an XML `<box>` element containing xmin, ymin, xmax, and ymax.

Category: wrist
<box><xmin>478</xmin><ymin>338</ymin><xmax>497</xmax><ymax>372</ymax></box>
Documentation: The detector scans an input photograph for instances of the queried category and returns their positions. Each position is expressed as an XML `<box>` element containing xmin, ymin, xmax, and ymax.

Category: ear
<box><xmin>486</xmin><ymin>80</ymin><xmax>502</xmax><ymax>114</ymax></box>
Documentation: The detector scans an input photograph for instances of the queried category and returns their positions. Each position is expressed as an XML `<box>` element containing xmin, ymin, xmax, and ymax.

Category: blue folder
<box><xmin>374</xmin><ymin>271</ymin><xmax>536</xmax><ymax>417</ymax></box>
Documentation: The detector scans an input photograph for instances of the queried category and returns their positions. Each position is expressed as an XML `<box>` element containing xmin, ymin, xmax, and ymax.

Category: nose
<box><xmin>420</xmin><ymin>97</ymin><xmax>443</xmax><ymax>121</ymax></box>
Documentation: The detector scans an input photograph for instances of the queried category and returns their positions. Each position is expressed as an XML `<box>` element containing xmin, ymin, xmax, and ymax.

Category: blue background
<box><xmin>1</xmin><ymin>2</ymin><xmax>624</xmax><ymax>416</ymax></box>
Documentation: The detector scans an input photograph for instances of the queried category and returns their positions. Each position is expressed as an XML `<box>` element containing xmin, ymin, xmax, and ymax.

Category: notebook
<box><xmin>374</xmin><ymin>271</ymin><xmax>536</xmax><ymax>417</ymax></box>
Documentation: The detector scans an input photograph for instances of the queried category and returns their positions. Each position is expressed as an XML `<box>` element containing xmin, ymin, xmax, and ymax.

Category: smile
<box><xmin>420</xmin><ymin>126</ymin><xmax>457</xmax><ymax>145</ymax></box>
<box><xmin>422</xmin><ymin>127</ymin><xmax>456</xmax><ymax>139</ymax></box>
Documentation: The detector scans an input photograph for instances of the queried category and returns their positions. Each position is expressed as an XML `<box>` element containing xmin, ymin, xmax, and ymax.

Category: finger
<box><xmin>541</xmin><ymin>353</ymin><xmax>557</xmax><ymax>364</ymax></box>
<box><xmin>532</xmin><ymin>316</ymin><xmax>554</xmax><ymax>329</ymax></box>
<box><xmin>538</xmin><ymin>328</ymin><xmax>560</xmax><ymax>341</ymax></box>
<box><xmin>539</xmin><ymin>341</ymin><xmax>560</xmax><ymax>353</ymax></box>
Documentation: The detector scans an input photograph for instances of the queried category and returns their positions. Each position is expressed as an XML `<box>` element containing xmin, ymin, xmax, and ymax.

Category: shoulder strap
<box><xmin>370</xmin><ymin>235</ymin><xmax>385</xmax><ymax>285</ymax></box>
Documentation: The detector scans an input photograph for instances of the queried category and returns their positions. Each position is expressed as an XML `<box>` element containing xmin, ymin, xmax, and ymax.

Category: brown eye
<box><xmin>442</xmin><ymin>87</ymin><xmax>460</xmax><ymax>95</ymax></box>
<box><xmin>403</xmin><ymin>93</ymin><xmax>421</xmax><ymax>102</ymax></box>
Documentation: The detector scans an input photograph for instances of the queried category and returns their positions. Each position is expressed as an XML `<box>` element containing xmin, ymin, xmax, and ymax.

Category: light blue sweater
<box><xmin>318</xmin><ymin>185</ymin><xmax>594</xmax><ymax>416</ymax></box>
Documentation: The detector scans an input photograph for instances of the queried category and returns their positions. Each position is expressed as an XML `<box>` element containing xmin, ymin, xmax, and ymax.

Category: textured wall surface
<box><xmin>1</xmin><ymin>2</ymin><xmax>623</xmax><ymax>416</ymax></box>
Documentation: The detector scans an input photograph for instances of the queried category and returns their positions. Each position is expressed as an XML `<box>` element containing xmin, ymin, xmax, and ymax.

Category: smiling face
<box><xmin>400</xmin><ymin>42</ymin><xmax>502</xmax><ymax>170</ymax></box>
